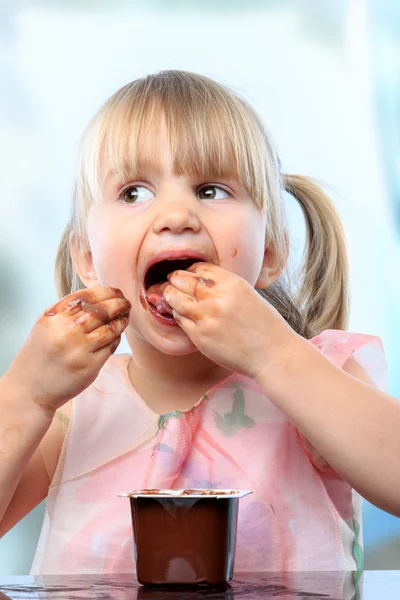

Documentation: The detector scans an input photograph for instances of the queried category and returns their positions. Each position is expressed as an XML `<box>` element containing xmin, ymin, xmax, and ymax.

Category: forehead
<box><xmin>102</xmin><ymin>111</ymin><xmax>239</xmax><ymax>187</ymax></box>
<box><xmin>131</xmin><ymin>119</ymin><xmax>174</xmax><ymax>174</ymax></box>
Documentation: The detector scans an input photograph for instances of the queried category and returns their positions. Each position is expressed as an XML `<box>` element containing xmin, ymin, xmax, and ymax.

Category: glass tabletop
<box><xmin>0</xmin><ymin>571</ymin><xmax>399</xmax><ymax>599</ymax></box>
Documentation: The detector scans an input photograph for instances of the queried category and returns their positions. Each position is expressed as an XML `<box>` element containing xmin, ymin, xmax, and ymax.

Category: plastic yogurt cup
<box><xmin>119</xmin><ymin>489</ymin><xmax>252</xmax><ymax>586</ymax></box>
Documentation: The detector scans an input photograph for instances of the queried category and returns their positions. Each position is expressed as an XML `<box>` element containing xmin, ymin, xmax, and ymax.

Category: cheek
<box><xmin>87</xmin><ymin>210</ymin><xmax>139</xmax><ymax>287</ymax></box>
<box><xmin>91</xmin><ymin>240</ymin><xmax>128</xmax><ymax>286</ymax></box>
<box><xmin>217</xmin><ymin>210</ymin><xmax>266</xmax><ymax>285</ymax></box>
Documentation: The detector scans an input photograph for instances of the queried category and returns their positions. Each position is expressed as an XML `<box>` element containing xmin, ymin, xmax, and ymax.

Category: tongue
<box><xmin>146</xmin><ymin>283</ymin><xmax>173</xmax><ymax>316</ymax></box>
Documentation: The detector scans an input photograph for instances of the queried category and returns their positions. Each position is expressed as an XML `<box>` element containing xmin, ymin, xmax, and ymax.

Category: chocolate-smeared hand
<box><xmin>5</xmin><ymin>287</ymin><xmax>131</xmax><ymax>414</ymax></box>
<box><xmin>162</xmin><ymin>262</ymin><xmax>296</xmax><ymax>379</ymax></box>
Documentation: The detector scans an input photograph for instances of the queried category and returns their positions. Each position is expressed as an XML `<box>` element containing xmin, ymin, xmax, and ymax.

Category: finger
<box><xmin>44</xmin><ymin>286</ymin><xmax>126</xmax><ymax>317</ymax></box>
<box><xmin>167</xmin><ymin>269</ymin><xmax>217</xmax><ymax>300</ymax></box>
<box><xmin>70</xmin><ymin>297</ymin><xmax>131</xmax><ymax>333</ymax></box>
<box><xmin>88</xmin><ymin>315</ymin><xmax>130</xmax><ymax>352</ymax></box>
<box><xmin>186</xmin><ymin>262</ymin><xmax>218</xmax><ymax>276</ymax></box>
<box><xmin>91</xmin><ymin>335</ymin><xmax>122</xmax><ymax>366</ymax></box>
<box><xmin>171</xmin><ymin>309</ymin><xmax>196</xmax><ymax>334</ymax></box>
<box><xmin>162</xmin><ymin>285</ymin><xmax>198</xmax><ymax>322</ymax></box>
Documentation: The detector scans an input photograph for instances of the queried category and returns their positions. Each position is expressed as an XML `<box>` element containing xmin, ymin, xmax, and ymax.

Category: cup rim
<box><xmin>118</xmin><ymin>488</ymin><xmax>253</xmax><ymax>499</ymax></box>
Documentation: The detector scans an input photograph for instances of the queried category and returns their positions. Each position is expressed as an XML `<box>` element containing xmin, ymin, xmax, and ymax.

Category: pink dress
<box><xmin>31</xmin><ymin>330</ymin><xmax>387</xmax><ymax>575</ymax></box>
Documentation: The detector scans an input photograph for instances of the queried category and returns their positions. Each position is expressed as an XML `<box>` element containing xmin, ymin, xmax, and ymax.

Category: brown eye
<box><xmin>121</xmin><ymin>186</ymin><xmax>153</xmax><ymax>204</ymax></box>
<box><xmin>197</xmin><ymin>185</ymin><xmax>229</xmax><ymax>200</ymax></box>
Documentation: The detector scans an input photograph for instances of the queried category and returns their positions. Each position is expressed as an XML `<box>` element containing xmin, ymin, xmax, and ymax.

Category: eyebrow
<box><xmin>103</xmin><ymin>160</ymin><xmax>159</xmax><ymax>189</ymax></box>
<box><xmin>102</xmin><ymin>154</ymin><xmax>243</xmax><ymax>194</ymax></box>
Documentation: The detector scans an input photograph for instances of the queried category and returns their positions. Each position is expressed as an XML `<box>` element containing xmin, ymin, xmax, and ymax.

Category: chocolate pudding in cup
<box><xmin>119</xmin><ymin>489</ymin><xmax>252</xmax><ymax>586</ymax></box>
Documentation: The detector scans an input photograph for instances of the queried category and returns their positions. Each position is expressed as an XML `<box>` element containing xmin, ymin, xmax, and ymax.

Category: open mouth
<box><xmin>144</xmin><ymin>258</ymin><xmax>202</xmax><ymax>321</ymax></box>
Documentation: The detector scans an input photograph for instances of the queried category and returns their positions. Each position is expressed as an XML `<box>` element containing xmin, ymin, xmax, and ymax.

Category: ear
<box><xmin>69</xmin><ymin>232</ymin><xmax>100</xmax><ymax>288</ymax></box>
<box><xmin>255</xmin><ymin>232</ymin><xmax>289</xmax><ymax>290</ymax></box>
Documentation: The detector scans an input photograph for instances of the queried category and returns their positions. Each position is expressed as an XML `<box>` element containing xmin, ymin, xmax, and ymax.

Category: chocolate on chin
<box><xmin>119</xmin><ymin>489</ymin><xmax>252</xmax><ymax>586</ymax></box>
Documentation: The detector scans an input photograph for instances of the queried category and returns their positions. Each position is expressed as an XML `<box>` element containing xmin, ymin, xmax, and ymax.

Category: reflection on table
<box><xmin>1</xmin><ymin>570</ymin><xmax>400</xmax><ymax>599</ymax></box>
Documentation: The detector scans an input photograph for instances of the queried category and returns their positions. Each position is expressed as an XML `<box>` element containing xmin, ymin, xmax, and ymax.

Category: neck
<box><xmin>125</xmin><ymin>331</ymin><xmax>232</xmax><ymax>412</ymax></box>
<box><xmin>127</xmin><ymin>332</ymin><xmax>229</xmax><ymax>385</ymax></box>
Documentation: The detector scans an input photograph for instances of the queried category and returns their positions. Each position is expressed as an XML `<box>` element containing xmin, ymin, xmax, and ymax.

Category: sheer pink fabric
<box><xmin>31</xmin><ymin>330</ymin><xmax>387</xmax><ymax>575</ymax></box>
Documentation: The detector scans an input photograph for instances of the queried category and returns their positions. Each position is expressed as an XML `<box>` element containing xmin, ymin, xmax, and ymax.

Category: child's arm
<box><xmin>0</xmin><ymin>374</ymin><xmax>53</xmax><ymax>535</ymax></box>
<box><xmin>163</xmin><ymin>262</ymin><xmax>400</xmax><ymax>516</ymax></box>
<box><xmin>0</xmin><ymin>286</ymin><xmax>131</xmax><ymax>535</ymax></box>
<box><xmin>0</xmin><ymin>381</ymin><xmax>70</xmax><ymax>537</ymax></box>
<box><xmin>255</xmin><ymin>336</ymin><xmax>400</xmax><ymax>517</ymax></box>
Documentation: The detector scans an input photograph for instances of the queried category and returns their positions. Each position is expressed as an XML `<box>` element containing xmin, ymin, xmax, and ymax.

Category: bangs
<box><xmin>79</xmin><ymin>72</ymin><xmax>273</xmax><ymax>210</ymax></box>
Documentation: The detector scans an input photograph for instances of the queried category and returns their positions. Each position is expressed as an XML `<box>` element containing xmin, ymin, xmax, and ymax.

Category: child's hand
<box><xmin>162</xmin><ymin>263</ymin><xmax>296</xmax><ymax>379</ymax></box>
<box><xmin>5</xmin><ymin>287</ymin><xmax>131</xmax><ymax>413</ymax></box>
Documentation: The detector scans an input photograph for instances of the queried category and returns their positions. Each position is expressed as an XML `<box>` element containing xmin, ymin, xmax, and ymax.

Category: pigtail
<box><xmin>54</xmin><ymin>222</ymin><xmax>85</xmax><ymax>298</ymax></box>
<box><xmin>282</xmin><ymin>174</ymin><xmax>349</xmax><ymax>337</ymax></box>
<box><xmin>259</xmin><ymin>279</ymin><xmax>310</xmax><ymax>337</ymax></box>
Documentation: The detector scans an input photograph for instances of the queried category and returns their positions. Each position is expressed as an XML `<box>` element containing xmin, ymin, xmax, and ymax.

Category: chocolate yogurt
<box><xmin>119</xmin><ymin>489</ymin><xmax>252</xmax><ymax>586</ymax></box>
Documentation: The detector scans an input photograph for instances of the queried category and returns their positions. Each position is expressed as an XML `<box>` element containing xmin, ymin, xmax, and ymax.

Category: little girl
<box><xmin>0</xmin><ymin>70</ymin><xmax>399</xmax><ymax>576</ymax></box>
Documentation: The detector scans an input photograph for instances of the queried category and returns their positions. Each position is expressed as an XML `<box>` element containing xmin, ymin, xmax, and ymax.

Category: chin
<box><xmin>127</xmin><ymin>320</ymin><xmax>200</xmax><ymax>357</ymax></box>
<box><xmin>150</xmin><ymin>333</ymin><xmax>200</xmax><ymax>357</ymax></box>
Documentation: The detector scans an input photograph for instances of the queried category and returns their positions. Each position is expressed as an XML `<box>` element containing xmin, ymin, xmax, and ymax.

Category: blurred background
<box><xmin>0</xmin><ymin>0</ymin><xmax>399</xmax><ymax>574</ymax></box>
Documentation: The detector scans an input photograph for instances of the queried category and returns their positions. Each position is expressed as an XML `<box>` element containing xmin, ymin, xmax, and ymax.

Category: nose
<box><xmin>152</xmin><ymin>193</ymin><xmax>201</xmax><ymax>235</ymax></box>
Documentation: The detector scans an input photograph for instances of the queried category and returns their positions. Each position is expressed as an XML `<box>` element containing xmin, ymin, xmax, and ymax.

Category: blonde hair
<box><xmin>56</xmin><ymin>70</ymin><xmax>349</xmax><ymax>339</ymax></box>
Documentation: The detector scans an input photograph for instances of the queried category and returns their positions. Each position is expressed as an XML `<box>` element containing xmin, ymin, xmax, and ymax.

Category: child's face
<box><xmin>83</xmin><ymin>121</ymin><xmax>272</xmax><ymax>356</ymax></box>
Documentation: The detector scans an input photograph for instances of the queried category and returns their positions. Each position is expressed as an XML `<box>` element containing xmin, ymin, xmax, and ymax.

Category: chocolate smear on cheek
<box><xmin>232</xmin><ymin>248</ymin><xmax>238</xmax><ymax>258</ymax></box>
